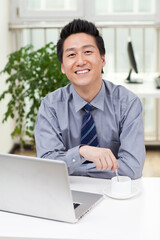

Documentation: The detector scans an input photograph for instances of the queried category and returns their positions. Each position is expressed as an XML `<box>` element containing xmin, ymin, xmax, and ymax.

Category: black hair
<box><xmin>57</xmin><ymin>19</ymin><xmax>106</xmax><ymax>63</ymax></box>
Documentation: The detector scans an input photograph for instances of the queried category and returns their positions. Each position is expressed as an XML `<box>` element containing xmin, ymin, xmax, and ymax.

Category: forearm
<box><xmin>34</xmin><ymin>99</ymin><xmax>86</xmax><ymax>174</ymax></box>
<box><xmin>117</xmin><ymin>143</ymin><xmax>146</xmax><ymax>179</ymax></box>
<box><xmin>117</xmin><ymin>113</ymin><xmax>146</xmax><ymax>179</ymax></box>
<box><xmin>39</xmin><ymin>145</ymin><xmax>86</xmax><ymax>174</ymax></box>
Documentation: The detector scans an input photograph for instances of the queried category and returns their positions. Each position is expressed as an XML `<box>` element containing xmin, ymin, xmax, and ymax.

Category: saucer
<box><xmin>103</xmin><ymin>184</ymin><xmax>140</xmax><ymax>200</ymax></box>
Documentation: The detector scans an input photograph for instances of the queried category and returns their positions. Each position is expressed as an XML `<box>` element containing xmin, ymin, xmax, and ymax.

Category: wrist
<box><xmin>79</xmin><ymin>145</ymin><xmax>88</xmax><ymax>158</ymax></box>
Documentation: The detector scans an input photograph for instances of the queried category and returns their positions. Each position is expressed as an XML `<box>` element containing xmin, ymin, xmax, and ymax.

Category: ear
<box><xmin>101</xmin><ymin>55</ymin><xmax>106</xmax><ymax>68</ymax></box>
<box><xmin>61</xmin><ymin>64</ymin><xmax>65</xmax><ymax>74</ymax></box>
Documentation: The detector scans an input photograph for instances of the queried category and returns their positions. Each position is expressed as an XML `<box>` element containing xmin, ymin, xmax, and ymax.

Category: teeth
<box><xmin>76</xmin><ymin>70</ymin><xmax>89</xmax><ymax>74</ymax></box>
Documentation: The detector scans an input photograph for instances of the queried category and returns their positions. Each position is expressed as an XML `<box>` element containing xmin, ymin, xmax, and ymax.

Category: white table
<box><xmin>0</xmin><ymin>176</ymin><xmax>160</xmax><ymax>240</ymax></box>
<box><xmin>104</xmin><ymin>73</ymin><xmax>160</xmax><ymax>98</ymax></box>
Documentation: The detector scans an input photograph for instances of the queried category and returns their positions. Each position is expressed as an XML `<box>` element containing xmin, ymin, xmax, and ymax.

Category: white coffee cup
<box><xmin>111</xmin><ymin>176</ymin><xmax>132</xmax><ymax>196</ymax></box>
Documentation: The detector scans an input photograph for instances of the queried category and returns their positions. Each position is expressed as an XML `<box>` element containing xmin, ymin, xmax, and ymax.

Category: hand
<box><xmin>79</xmin><ymin>145</ymin><xmax>119</xmax><ymax>172</ymax></box>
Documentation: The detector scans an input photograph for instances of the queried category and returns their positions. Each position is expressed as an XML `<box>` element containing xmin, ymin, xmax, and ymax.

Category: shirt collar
<box><xmin>71</xmin><ymin>80</ymin><xmax>105</xmax><ymax>112</ymax></box>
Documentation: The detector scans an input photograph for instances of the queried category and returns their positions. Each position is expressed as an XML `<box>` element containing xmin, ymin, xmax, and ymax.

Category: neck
<box><xmin>73</xmin><ymin>80</ymin><xmax>102</xmax><ymax>102</ymax></box>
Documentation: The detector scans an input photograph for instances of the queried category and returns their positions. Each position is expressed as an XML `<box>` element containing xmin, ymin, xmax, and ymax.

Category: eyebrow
<box><xmin>64</xmin><ymin>45</ymin><xmax>96</xmax><ymax>53</ymax></box>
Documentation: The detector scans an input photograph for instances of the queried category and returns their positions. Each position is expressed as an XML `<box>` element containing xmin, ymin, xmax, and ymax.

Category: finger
<box><xmin>104</xmin><ymin>149</ymin><xmax>116</xmax><ymax>170</ymax></box>
<box><xmin>99</xmin><ymin>155</ymin><xmax>108</xmax><ymax>170</ymax></box>
<box><xmin>95</xmin><ymin>158</ymin><xmax>103</xmax><ymax>170</ymax></box>
<box><xmin>110</xmin><ymin>159</ymin><xmax>119</xmax><ymax>172</ymax></box>
<box><xmin>107</xmin><ymin>151</ymin><xmax>118</xmax><ymax>172</ymax></box>
<box><xmin>104</xmin><ymin>155</ymin><xmax>113</xmax><ymax>171</ymax></box>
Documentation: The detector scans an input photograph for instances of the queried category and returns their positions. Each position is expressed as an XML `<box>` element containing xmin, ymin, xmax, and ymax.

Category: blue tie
<box><xmin>81</xmin><ymin>104</ymin><xmax>99</xmax><ymax>163</ymax></box>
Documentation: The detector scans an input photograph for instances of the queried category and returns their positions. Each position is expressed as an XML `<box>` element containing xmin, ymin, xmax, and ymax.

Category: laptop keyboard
<box><xmin>73</xmin><ymin>202</ymin><xmax>80</xmax><ymax>209</ymax></box>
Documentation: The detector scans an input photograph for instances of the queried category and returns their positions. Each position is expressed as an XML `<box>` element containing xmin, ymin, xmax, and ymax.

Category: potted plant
<box><xmin>0</xmin><ymin>42</ymin><xmax>69</xmax><ymax>147</ymax></box>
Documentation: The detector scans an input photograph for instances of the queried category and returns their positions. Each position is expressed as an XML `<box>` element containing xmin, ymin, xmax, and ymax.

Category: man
<box><xmin>34</xmin><ymin>19</ymin><xmax>145</xmax><ymax>179</ymax></box>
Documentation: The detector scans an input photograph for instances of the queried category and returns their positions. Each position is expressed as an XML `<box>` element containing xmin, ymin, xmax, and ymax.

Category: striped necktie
<box><xmin>81</xmin><ymin>103</ymin><xmax>99</xmax><ymax>152</ymax></box>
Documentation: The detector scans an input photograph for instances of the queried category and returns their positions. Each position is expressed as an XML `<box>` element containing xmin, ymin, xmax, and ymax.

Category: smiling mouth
<box><xmin>75</xmin><ymin>69</ymin><xmax>90</xmax><ymax>74</ymax></box>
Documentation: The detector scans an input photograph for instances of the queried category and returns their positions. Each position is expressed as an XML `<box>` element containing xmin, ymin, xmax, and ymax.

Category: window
<box><xmin>11</xmin><ymin>0</ymin><xmax>84</xmax><ymax>23</ymax></box>
<box><xmin>95</xmin><ymin>0</ymin><xmax>155</xmax><ymax>15</ymax></box>
<box><xmin>9</xmin><ymin>0</ymin><xmax>160</xmax><ymax>144</ymax></box>
<box><xmin>94</xmin><ymin>0</ymin><xmax>157</xmax><ymax>22</ymax></box>
<box><xmin>11</xmin><ymin>0</ymin><xmax>159</xmax><ymax>24</ymax></box>
<box><xmin>10</xmin><ymin>0</ymin><xmax>159</xmax><ymax>74</ymax></box>
<box><xmin>26</xmin><ymin>0</ymin><xmax>77</xmax><ymax>10</ymax></box>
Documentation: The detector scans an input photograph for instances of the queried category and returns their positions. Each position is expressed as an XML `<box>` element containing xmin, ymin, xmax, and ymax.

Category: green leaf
<box><xmin>0</xmin><ymin>42</ymin><xmax>69</xmax><ymax>146</ymax></box>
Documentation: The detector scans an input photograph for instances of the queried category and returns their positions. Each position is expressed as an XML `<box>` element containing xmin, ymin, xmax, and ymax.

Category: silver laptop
<box><xmin>0</xmin><ymin>153</ymin><xmax>103</xmax><ymax>223</ymax></box>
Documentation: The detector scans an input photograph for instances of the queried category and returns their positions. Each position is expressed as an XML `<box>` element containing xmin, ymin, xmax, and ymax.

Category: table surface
<box><xmin>0</xmin><ymin>176</ymin><xmax>160</xmax><ymax>240</ymax></box>
<box><xmin>104</xmin><ymin>73</ymin><xmax>160</xmax><ymax>98</ymax></box>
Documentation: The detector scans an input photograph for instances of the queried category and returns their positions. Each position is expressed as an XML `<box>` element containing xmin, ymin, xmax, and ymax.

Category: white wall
<box><xmin>0</xmin><ymin>0</ymin><xmax>14</xmax><ymax>153</ymax></box>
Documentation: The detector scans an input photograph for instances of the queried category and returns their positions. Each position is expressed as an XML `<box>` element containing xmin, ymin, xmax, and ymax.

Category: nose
<box><xmin>76</xmin><ymin>53</ymin><xmax>86</xmax><ymax>66</ymax></box>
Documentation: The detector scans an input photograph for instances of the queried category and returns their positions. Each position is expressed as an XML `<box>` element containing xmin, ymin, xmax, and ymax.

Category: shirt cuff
<box><xmin>66</xmin><ymin>145</ymin><xmax>86</xmax><ymax>174</ymax></box>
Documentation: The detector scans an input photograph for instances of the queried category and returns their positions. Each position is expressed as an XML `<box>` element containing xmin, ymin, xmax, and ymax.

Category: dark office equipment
<box><xmin>126</xmin><ymin>40</ymin><xmax>143</xmax><ymax>84</ymax></box>
<box><xmin>154</xmin><ymin>76</ymin><xmax>160</xmax><ymax>89</ymax></box>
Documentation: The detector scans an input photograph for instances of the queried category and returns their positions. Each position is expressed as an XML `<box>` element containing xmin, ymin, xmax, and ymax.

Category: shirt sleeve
<box><xmin>117</xmin><ymin>96</ymin><xmax>146</xmax><ymax>179</ymax></box>
<box><xmin>34</xmin><ymin>99</ymin><xmax>85</xmax><ymax>174</ymax></box>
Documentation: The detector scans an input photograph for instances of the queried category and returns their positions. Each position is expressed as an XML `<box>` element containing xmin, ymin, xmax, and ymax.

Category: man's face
<box><xmin>61</xmin><ymin>33</ymin><xmax>106</xmax><ymax>90</ymax></box>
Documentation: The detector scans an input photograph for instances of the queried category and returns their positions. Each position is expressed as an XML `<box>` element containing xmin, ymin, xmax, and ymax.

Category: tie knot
<box><xmin>84</xmin><ymin>103</ymin><xmax>93</xmax><ymax>112</ymax></box>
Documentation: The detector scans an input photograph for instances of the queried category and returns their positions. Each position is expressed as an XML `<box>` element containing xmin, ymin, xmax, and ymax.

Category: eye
<box><xmin>68</xmin><ymin>53</ymin><xmax>76</xmax><ymax>58</ymax></box>
<box><xmin>84</xmin><ymin>50</ymin><xmax>92</xmax><ymax>55</ymax></box>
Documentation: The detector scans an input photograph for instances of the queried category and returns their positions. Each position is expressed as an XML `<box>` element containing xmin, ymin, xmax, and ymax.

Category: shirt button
<box><xmin>72</xmin><ymin>159</ymin><xmax>76</xmax><ymax>163</ymax></box>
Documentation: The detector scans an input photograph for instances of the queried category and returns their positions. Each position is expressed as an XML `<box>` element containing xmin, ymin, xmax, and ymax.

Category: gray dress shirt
<box><xmin>34</xmin><ymin>80</ymin><xmax>145</xmax><ymax>179</ymax></box>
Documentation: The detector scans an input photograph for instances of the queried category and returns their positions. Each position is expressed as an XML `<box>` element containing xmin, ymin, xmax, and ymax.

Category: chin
<box><xmin>74</xmin><ymin>80</ymin><xmax>92</xmax><ymax>88</ymax></box>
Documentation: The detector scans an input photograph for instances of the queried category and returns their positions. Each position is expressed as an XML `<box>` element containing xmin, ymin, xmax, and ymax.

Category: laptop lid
<box><xmin>0</xmin><ymin>153</ymin><xmax>103</xmax><ymax>223</ymax></box>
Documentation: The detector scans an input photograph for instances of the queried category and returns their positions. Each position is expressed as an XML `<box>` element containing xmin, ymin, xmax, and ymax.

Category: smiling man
<box><xmin>34</xmin><ymin>19</ymin><xmax>145</xmax><ymax>179</ymax></box>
